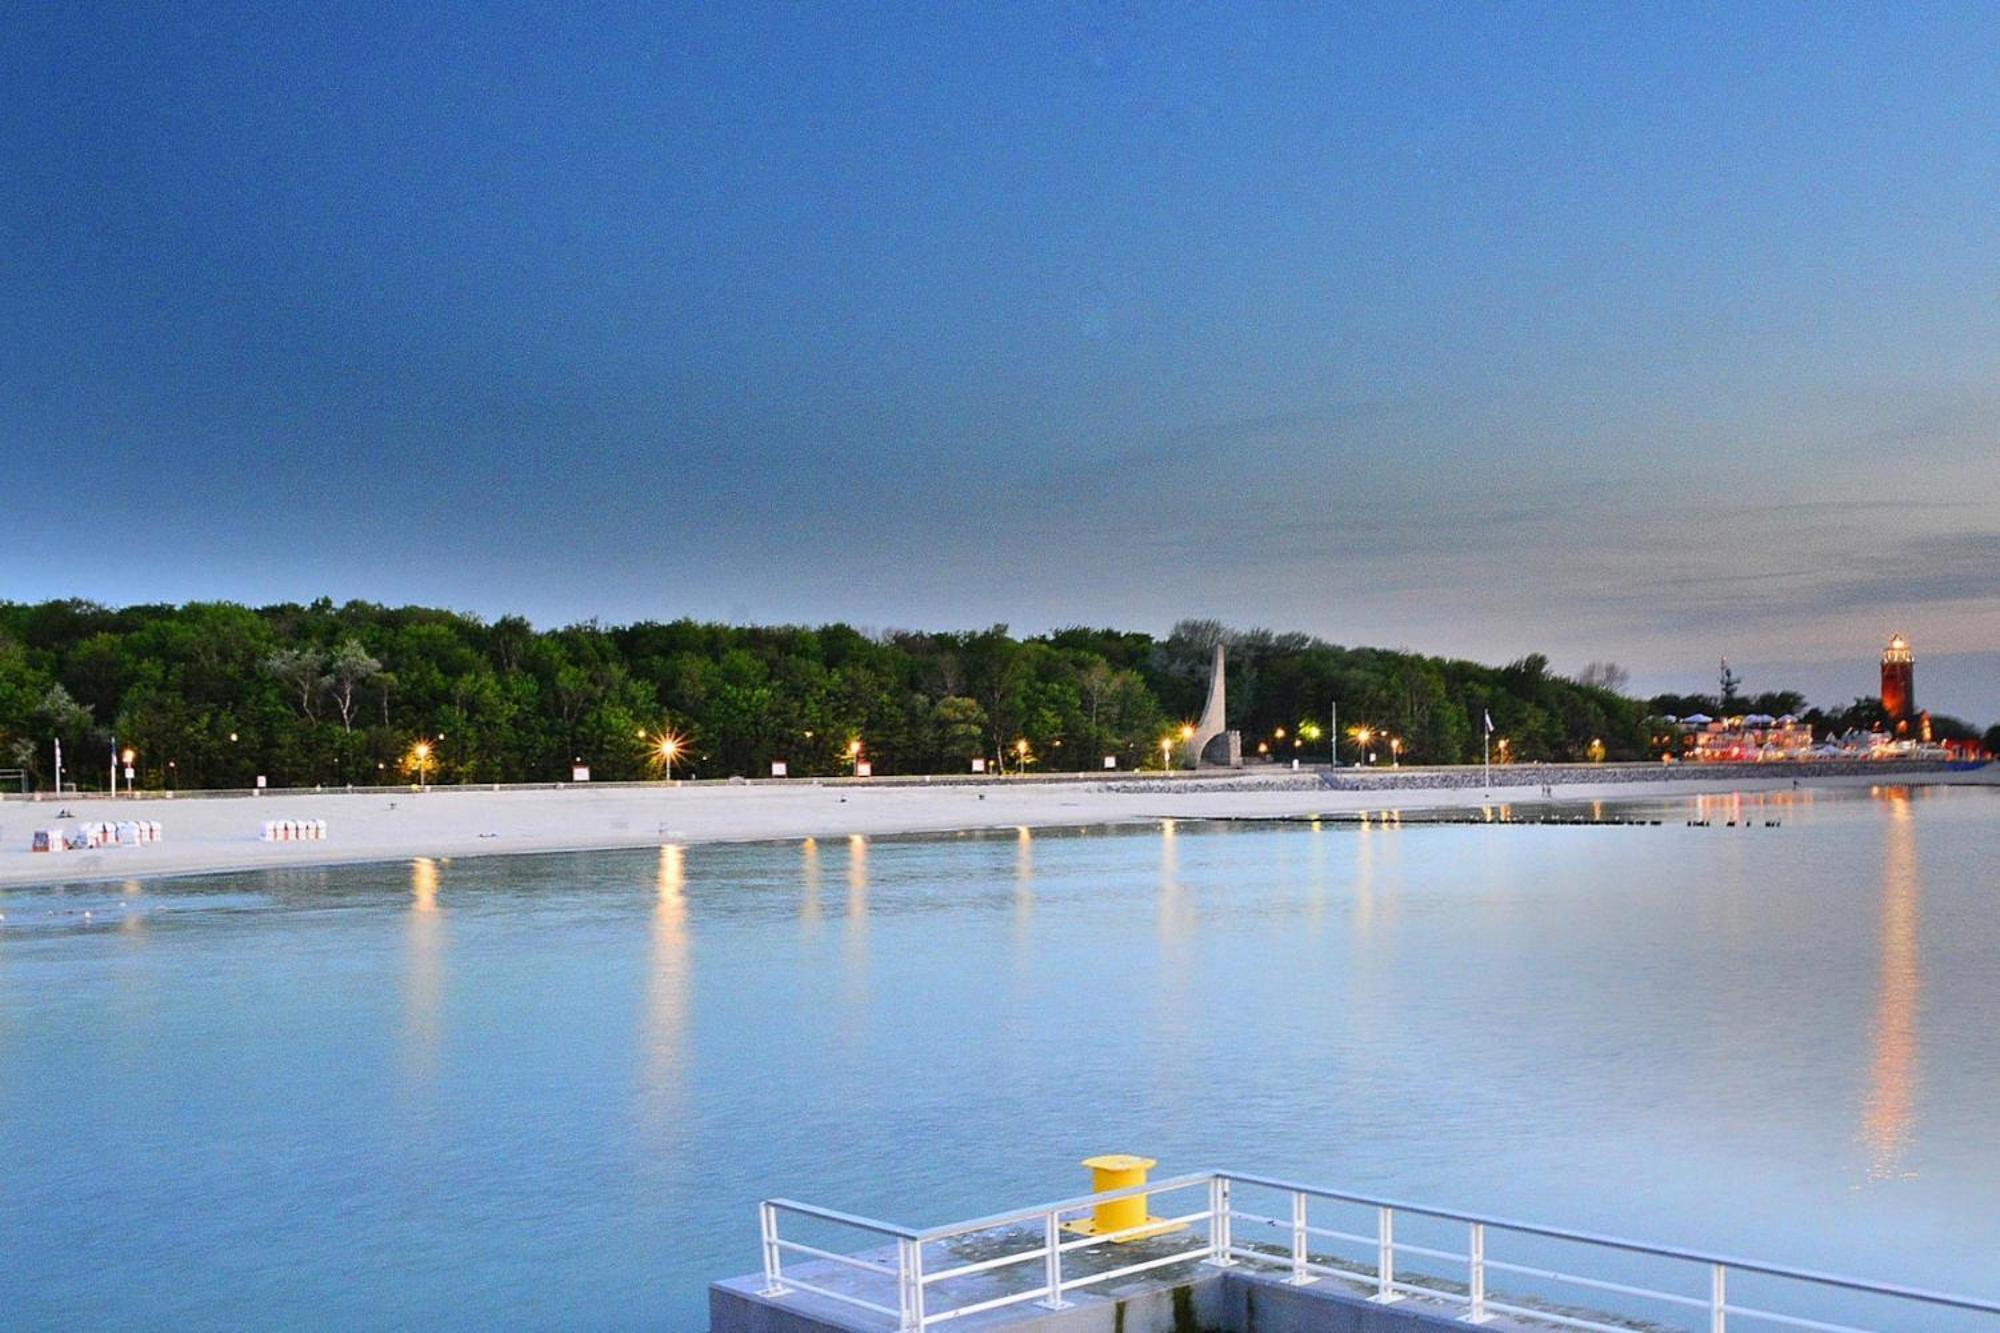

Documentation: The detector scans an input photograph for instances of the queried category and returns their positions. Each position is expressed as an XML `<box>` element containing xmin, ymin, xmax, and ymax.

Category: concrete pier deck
<box><xmin>710</xmin><ymin>1219</ymin><xmax>1573</xmax><ymax>1333</ymax></box>
<box><xmin>711</xmin><ymin>1254</ymin><xmax>1522</xmax><ymax>1333</ymax></box>
<box><xmin>711</xmin><ymin>1165</ymin><xmax>2000</xmax><ymax>1333</ymax></box>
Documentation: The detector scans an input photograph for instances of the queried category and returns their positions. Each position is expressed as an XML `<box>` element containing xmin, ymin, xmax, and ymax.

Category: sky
<box><xmin>5</xmin><ymin>3</ymin><xmax>1998</xmax><ymax>717</ymax></box>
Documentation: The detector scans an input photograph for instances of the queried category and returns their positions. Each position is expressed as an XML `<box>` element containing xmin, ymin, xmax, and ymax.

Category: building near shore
<box><xmin>1880</xmin><ymin>633</ymin><xmax>1932</xmax><ymax>741</ymax></box>
<box><xmin>1676</xmin><ymin>713</ymin><xmax>1816</xmax><ymax>762</ymax></box>
<box><xmin>1881</xmin><ymin>634</ymin><xmax>1914</xmax><ymax>725</ymax></box>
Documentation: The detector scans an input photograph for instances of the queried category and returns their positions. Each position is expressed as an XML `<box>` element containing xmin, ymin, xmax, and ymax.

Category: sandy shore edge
<box><xmin>2</xmin><ymin>767</ymin><xmax>1992</xmax><ymax>889</ymax></box>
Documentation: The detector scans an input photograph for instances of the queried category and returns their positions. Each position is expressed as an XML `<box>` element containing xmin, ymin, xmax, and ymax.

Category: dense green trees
<box><xmin>0</xmin><ymin>599</ymin><xmax>1662</xmax><ymax>790</ymax></box>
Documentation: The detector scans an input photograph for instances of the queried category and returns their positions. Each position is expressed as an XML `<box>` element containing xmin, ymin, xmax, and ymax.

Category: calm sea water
<box><xmin>3</xmin><ymin>785</ymin><xmax>1997</xmax><ymax>1330</ymax></box>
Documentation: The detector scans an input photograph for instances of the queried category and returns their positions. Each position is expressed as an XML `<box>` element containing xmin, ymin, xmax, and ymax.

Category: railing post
<box><xmin>908</xmin><ymin>1236</ymin><xmax>926</xmax><ymax>1332</ymax></box>
<box><xmin>1462</xmin><ymin>1222</ymin><xmax>1491</xmax><ymax>1324</ymax></box>
<box><xmin>1370</xmin><ymin>1205</ymin><xmax>1404</xmax><ymax>1304</ymax></box>
<box><xmin>1205</xmin><ymin>1176</ymin><xmax>1237</xmax><ymax>1266</ymax></box>
<box><xmin>759</xmin><ymin>1202</ymin><xmax>788</xmax><ymax>1296</ymax></box>
<box><xmin>895</xmin><ymin>1236</ymin><xmax>926</xmax><ymax>1332</ymax></box>
<box><xmin>1288</xmin><ymin>1190</ymin><xmax>1316</xmax><ymax>1285</ymax></box>
<box><xmin>1711</xmin><ymin>1263</ymin><xmax>1726</xmax><ymax>1333</ymax></box>
<box><xmin>1039</xmin><ymin>1209</ymin><xmax>1070</xmax><ymax>1310</ymax></box>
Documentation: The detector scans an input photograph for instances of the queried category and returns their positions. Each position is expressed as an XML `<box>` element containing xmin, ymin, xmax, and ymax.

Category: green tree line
<box><xmin>0</xmin><ymin>600</ymin><xmax>1658</xmax><ymax>790</ymax></box>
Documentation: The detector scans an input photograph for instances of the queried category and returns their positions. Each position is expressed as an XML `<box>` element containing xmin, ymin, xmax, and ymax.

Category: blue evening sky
<box><xmin>6</xmin><ymin>3</ymin><xmax>1998</xmax><ymax>714</ymax></box>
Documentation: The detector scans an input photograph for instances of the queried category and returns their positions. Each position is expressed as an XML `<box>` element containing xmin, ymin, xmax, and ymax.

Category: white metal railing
<box><xmin>756</xmin><ymin>1170</ymin><xmax>2000</xmax><ymax>1333</ymax></box>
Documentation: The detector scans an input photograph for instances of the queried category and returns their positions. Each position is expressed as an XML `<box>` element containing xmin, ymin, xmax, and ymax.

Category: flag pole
<box><xmin>1482</xmin><ymin>708</ymin><xmax>1493</xmax><ymax>793</ymax></box>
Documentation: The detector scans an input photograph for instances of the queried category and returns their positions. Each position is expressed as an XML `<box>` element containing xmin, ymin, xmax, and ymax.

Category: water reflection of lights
<box><xmin>846</xmin><ymin>834</ymin><xmax>868</xmax><ymax>920</ymax></box>
<box><xmin>643</xmin><ymin>844</ymin><xmax>691</xmax><ymax>1131</ymax></box>
<box><xmin>1353</xmin><ymin>820</ymin><xmax>1375</xmax><ymax>935</ymax></box>
<box><xmin>119</xmin><ymin>880</ymin><xmax>146</xmax><ymax>935</ymax></box>
<box><xmin>839</xmin><ymin>834</ymin><xmax>871</xmax><ymax>1031</ymax></box>
<box><xmin>799</xmin><ymin>836</ymin><xmax>822</xmax><ymax>926</ymax></box>
<box><xmin>403</xmin><ymin>857</ymin><xmax>444</xmax><ymax>1083</ymax></box>
<box><xmin>656</xmin><ymin>843</ymin><xmax>686</xmax><ymax>910</ymax></box>
<box><xmin>1157</xmin><ymin>819</ymin><xmax>1192</xmax><ymax>947</ymax></box>
<box><xmin>411</xmin><ymin>856</ymin><xmax>439</xmax><ymax>913</ymax></box>
<box><xmin>1013</xmin><ymin>825</ymin><xmax>1034</xmax><ymax>936</ymax></box>
<box><xmin>1862</xmin><ymin>790</ymin><xmax>1920</xmax><ymax>1180</ymax></box>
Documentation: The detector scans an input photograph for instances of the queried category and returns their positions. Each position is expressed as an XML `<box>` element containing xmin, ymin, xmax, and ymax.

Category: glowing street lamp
<box><xmin>411</xmin><ymin>740</ymin><xmax>433</xmax><ymax>788</ymax></box>
<box><xmin>638</xmin><ymin>727</ymin><xmax>687</xmax><ymax>779</ymax></box>
<box><xmin>1160</xmin><ymin>738</ymin><xmax>1174</xmax><ymax>773</ymax></box>
<box><xmin>848</xmin><ymin>738</ymin><xmax>863</xmax><ymax>776</ymax></box>
<box><xmin>1014</xmin><ymin>738</ymin><xmax>1031</xmax><ymax>773</ymax></box>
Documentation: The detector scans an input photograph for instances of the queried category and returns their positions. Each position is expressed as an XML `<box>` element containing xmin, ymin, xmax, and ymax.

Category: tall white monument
<box><xmin>1182</xmin><ymin>642</ymin><xmax>1242</xmax><ymax>768</ymax></box>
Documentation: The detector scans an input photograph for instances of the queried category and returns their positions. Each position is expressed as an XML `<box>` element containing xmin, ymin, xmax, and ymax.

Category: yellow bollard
<box><xmin>1065</xmin><ymin>1154</ymin><xmax>1183</xmax><ymax>1242</ymax></box>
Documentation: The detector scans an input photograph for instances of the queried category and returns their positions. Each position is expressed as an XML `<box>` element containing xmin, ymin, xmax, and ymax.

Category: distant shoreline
<box><xmin>1</xmin><ymin>762</ymin><xmax>1991</xmax><ymax>892</ymax></box>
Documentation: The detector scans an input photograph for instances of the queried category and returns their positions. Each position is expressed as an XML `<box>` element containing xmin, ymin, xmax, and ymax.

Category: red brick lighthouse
<box><xmin>1881</xmin><ymin>634</ymin><xmax>1915</xmax><ymax>733</ymax></box>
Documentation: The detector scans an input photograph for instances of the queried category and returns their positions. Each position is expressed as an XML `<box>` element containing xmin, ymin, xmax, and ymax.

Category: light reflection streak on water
<box><xmin>119</xmin><ymin>879</ymin><xmax>145</xmax><ymax>937</ymax></box>
<box><xmin>403</xmin><ymin>856</ymin><xmax>443</xmax><ymax>1088</ymax></box>
<box><xmin>841</xmin><ymin>834</ymin><xmax>869</xmax><ymax>1023</ymax></box>
<box><xmin>1156</xmin><ymin>819</ymin><xmax>1191</xmax><ymax>952</ymax></box>
<box><xmin>799</xmin><ymin>836</ymin><xmax>822</xmax><ymax>929</ymax></box>
<box><xmin>1012</xmin><ymin>826</ymin><xmax>1034</xmax><ymax>964</ymax></box>
<box><xmin>1864</xmin><ymin>790</ymin><xmax>1921</xmax><ymax>1181</ymax></box>
<box><xmin>1306</xmin><ymin>819</ymin><xmax>1326</xmax><ymax>931</ymax></box>
<box><xmin>642</xmin><ymin>844</ymin><xmax>690</xmax><ymax>1136</ymax></box>
<box><xmin>1353</xmin><ymin>820</ymin><xmax>1375</xmax><ymax>938</ymax></box>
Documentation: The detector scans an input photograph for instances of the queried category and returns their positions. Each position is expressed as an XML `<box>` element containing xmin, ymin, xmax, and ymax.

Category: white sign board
<box><xmin>970</xmin><ymin>758</ymin><xmax>986</xmax><ymax>773</ymax></box>
<box><xmin>256</xmin><ymin>775</ymin><xmax>267</xmax><ymax>789</ymax></box>
<box><xmin>770</xmin><ymin>761</ymin><xmax>788</xmax><ymax>777</ymax></box>
<box><xmin>571</xmin><ymin>765</ymin><xmax>591</xmax><ymax>782</ymax></box>
<box><xmin>1103</xmin><ymin>756</ymin><xmax>1117</xmax><ymax>769</ymax></box>
<box><xmin>855</xmin><ymin>761</ymin><xmax>872</xmax><ymax>778</ymax></box>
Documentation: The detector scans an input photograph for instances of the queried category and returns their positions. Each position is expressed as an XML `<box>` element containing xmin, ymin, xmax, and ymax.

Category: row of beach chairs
<box><xmin>31</xmin><ymin>820</ymin><xmax>163</xmax><ymax>853</ymax></box>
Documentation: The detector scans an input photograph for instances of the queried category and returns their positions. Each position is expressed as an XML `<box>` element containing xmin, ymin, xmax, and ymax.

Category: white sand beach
<box><xmin>2</xmin><ymin>766</ymin><xmax>1992</xmax><ymax>888</ymax></box>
